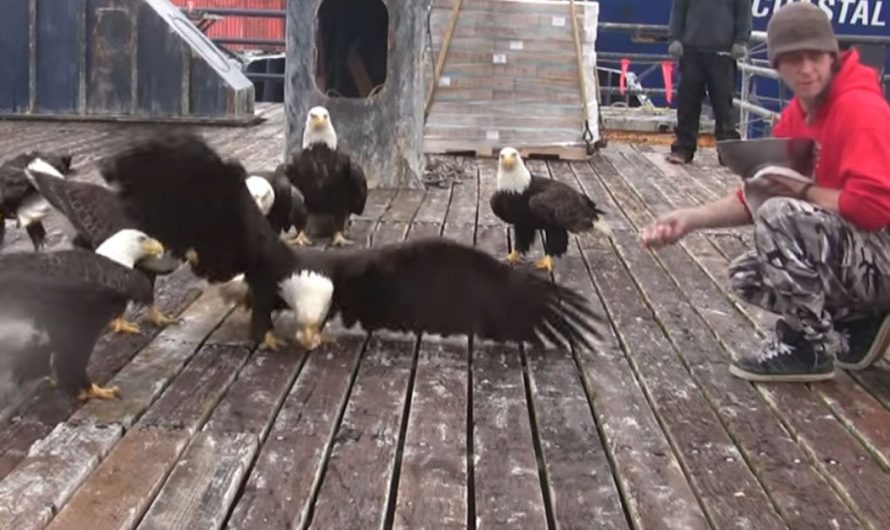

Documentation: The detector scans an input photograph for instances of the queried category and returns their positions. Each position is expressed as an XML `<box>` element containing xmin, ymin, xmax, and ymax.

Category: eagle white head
<box><xmin>96</xmin><ymin>229</ymin><xmax>165</xmax><ymax>269</ymax></box>
<box><xmin>24</xmin><ymin>157</ymin><xmax>66</xmax><ymax>185</ymax></box>
<box><xmin>279</xmin><ymin>270</ymin><xmax>335</xmax><ymax>350</ymax></box>
<box><xmin>496</xmin><ymin>147</ymin><xmax>531</xmax><ymax>193</ymax></box>
<box><xmin>245</xmin><ymin>175</ymin><xmax>275</xmax><ymax>216</ymax></box>
<box><xmin>303</xmin><ymin>106</ymin><xmax>337</xmax><ymax>150</ymax></box>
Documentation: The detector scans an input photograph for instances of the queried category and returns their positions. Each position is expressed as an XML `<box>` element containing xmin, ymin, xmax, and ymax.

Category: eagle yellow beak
<box><xmin>501</xmin><ymin>153</ymin><xmax>517</xmax><ymax>170</ymax></box>
<box><xmin>310</xmin><ymin>114</ymin><xmax>327</xmax><ymax>130</ymax></box>
<box><xmin>141</xmin><ymin>238</ymin><xmax>165</xmax><ymax>258</ymax></box>
<box><xmin>296</xmin><ymin>323</ymin><xmax>323</xmax><ymax>351</ymax></box>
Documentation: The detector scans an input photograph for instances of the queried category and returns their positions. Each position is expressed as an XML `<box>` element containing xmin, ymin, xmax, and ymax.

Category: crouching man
<box><xmin>640</xmin><ymin>2</ymin><xmax>890</xmax><ymax>382</ymax></box>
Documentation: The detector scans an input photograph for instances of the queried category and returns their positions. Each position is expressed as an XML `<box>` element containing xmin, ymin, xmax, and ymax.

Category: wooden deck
<box><xmin>1</xmin><ymin>103</ymin><xmax>890</xmax><ymax>529</ymax></box>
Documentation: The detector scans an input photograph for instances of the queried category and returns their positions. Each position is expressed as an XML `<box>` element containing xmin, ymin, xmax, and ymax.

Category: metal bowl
<box><xmin>716</xmin><ymin>138</ymin><xmax>816</xmax><ymax>179</ymax></box>
<box><xmin>136</xmin><ymin>250</ymin><xmax>181</xmax><ymax>275</ymax></box>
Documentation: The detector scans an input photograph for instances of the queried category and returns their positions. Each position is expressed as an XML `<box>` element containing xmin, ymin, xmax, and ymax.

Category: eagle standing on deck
<box><xmin>23</xmin><ymin>159</ymin><xmax>182</xmax><ymax>335</ymax></box>
<box><xmin>280</xmin><ymin>106</ymin><xmax>367</xmax><ymax>247</ymax></box>
<box><xmin>0</xmin><ymin>151</ymin><xmax>73</xmax><ymax>250</ymax></box>
<box><xmin>104</xmin><ymin>131</ymin><xmax>606</xmax><ymax>352</ymax></box>
<box><xmin>491</xmin><ymin>147</ymin><xmax>610</xmax><ymax>273</ymax></box>
<box><xmin>245</xmin><ymin>168</ymin><xmax>309</xmax><ymax>238</ymax></box>
<box><xmin>0</xmin><ymin>229</ymin><xmax>165</xmax><ymax>404</ymax></box>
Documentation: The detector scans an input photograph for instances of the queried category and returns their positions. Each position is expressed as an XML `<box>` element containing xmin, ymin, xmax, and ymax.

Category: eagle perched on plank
<box><xmin>0</xmin><ymin>229</ymin><xmax>165</xmax><ymax>404</ymax></box>
<box><xmin>491</xmin><ymin>147</ymin><xmax>610</xmax><ymax>273</ymax></box>
<box><xmin>279</xmin><ymin>106</ymin><xmax>367</xmax><ymax>247</ymax></box>
<box><xmin>103</xmin><ymin>130</ymin><xmax>606</xmax><ymax>352</ymax></box>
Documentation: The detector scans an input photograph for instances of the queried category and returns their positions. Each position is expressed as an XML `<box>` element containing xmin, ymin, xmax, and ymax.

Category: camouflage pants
<box><xmin>729</xmin><ymin>197</ymin><xmax>890</xmax><ymax>349</ymax></box>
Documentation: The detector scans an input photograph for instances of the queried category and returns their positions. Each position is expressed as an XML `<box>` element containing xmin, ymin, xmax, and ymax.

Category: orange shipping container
<box><xmin>171</xmin><ymin>0</ymin><xmax>286</xmax><ymax>51</ymax></box>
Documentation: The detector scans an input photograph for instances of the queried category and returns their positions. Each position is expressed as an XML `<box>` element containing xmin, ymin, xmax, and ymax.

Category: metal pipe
<box><xmin>597</xmin><ymin>22</ymin><xmax>670</xmax><ymax>34</ymax></box>
<box><xmin>598</xmin><ymin>51</ymin><xmax>673</xmax><ymax>62</ymax></box>
<box><xmin>245</xmin><ymin>72</ymin><xmax>285</xmax><ymax>81</ymax></box>
<box><xmin>750</xmin><ymin>30</ymin><xmax>890</xmax><ymax>46</ymax></box>
<box><xmin>737</xmin><ymin>62</ymin><xmax>780</xmax><ymax>79</ymax></box>
<box><xmin>733</xmin><ymin>98</ymin><xmax>778</xmax><ymax>119</ymax></box>
<box><xmin>182</xmin><ymin>7</ymin><xmax>286</xmax><ymax>18</ymax></box>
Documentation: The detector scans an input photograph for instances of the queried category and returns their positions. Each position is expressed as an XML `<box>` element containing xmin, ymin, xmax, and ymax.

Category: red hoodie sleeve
<box><xmin>837</xmin><ymin>128</ymin><xmax>890</xmax><ymax>231</ymax></box>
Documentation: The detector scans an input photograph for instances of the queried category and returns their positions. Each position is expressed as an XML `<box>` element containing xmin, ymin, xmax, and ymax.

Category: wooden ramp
<box><xmin>424</xmin><ymin>0</ymin><xmax>600</xmax><ymax>159</ymax></box>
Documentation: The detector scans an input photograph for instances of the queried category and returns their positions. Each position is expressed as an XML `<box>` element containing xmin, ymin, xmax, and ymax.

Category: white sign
<box><xmin>492</xmin><ymin>53</ymin><xmax>507</xmax><ymax>64</ymax></box>
<box><xmin>551</xmin><ymin>15</ymin><xmax>566</xmax><ymax>27</ymax></box>
<box><xmin>752</xmin><ymin>0</ymin><xmax>885</xmax><ymax>27</ymax></box>
<box><xmin>509</xmin><ymin>40</ymin><xmax>524</xmax><ymax>50</ymax></box>
<box><xmin>438</xmin><ymin>76</ymin><xmax>451</xmax><ymax>87</ymax></box>
<box><xmin>486</xmin><ymin>130</ymin><xmax>500</xmax><ymax>140</ymax></box>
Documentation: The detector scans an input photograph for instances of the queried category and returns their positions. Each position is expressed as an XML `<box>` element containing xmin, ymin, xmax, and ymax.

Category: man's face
<box><xmin>776</xmin><ymin>50</ymin><xmax>834</xmax><ymax>102</ymax></box>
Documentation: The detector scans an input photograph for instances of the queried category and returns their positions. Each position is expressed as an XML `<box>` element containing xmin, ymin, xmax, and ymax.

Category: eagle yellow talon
<box><xmin>185</xmin><ymin>248</ymin><xmax>199</xmax><ymax>267</ymax></box>
<box><xmin>288</xmin><ymin>231</ymin><xmax>313</xmax><ymax>247</ymax></box>
<box><xmin>534</xmin><ymin>255</ymin><xmax>554</xmax><ymax>273</ymax></box>
<box><xmin>503</xmin><ymin>250</ymin><xmax>523</xmax><ymax>265</ymax></box>
<box><xmin>262</xmin><ymin>331</ymin><xmax>286</xmax><ymax>351</ymax></box>
<box><xmin>111</xmin><ymin>316</ymin><xmax>141</xmax><ymax>335</ymax></box>
<box><xmin>331</xmin><ymin>231</ymin><xmax>354</xmax><ymax>247</ymax></box>
<box><xmin>78</xmin><ymin>383</ymin><xmax>120</xmax><ymax>402</ymax></box>
<box><xmin>146</xmin><ymin>306</ymin><xmax>180</xmax><ymax>328</ymax></box>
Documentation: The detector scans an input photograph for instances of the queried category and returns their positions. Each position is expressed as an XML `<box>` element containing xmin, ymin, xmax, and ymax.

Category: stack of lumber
<box><xmin>424</xmin><ymin>0</ymin><xmax>600</xmax><ymax>159</ymax></box>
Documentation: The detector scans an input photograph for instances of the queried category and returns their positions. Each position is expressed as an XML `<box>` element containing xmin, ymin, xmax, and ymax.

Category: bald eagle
<box><xmin>245</xmin><ymin>168</ymin><xmax>309</xmax><ymax>241</ymax></box>
<box><xmin>0</xmin><ymin>229</ymin><xmax>165</xmax><ymax>404</ymax></box>
<box><xmin>0</xmin><ymin>151</ymin><xmax>73</xmax><ymax>250</ymax></box>
<box><xmin>491</xmin><ymin>147</ymin><xmax>610</xmax><ymax>273</ymax></box>
<box><xmin>279</xmin><ymin>106</ymin><xmax>367</xmax><ymax>247</ymax></box>
<box><xmin>103</xmin><ymin>131</ymin><xmax>605</xmax><ymax>352</ymax></box>
<box><xmin>23</xmin><ymin>159</ymin><xmax>182</xmax><ymax>335</ymax></box>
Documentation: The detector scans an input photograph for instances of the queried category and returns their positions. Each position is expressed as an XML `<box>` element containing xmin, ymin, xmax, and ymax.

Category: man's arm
<box><xmin>734</xmin><ymin>0</ymin><xmax>753</xmax><ymax>44</ymax></box>
<box><xmin>688</xmin><ymin>191</ymin><xmax>752</xmax><ymax>230</ymax></box>
<box><xmin>668</xmin><ymin>0</ymin><xmax>688</xmax><ymax>42</ymax></box>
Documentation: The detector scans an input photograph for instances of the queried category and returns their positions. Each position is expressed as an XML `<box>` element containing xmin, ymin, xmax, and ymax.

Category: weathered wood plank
<box><xmin>136</xmin><ymin>432</ymin><xmax>257</xmax><ymax>530</ymax></box>
<box><xmin>392</xmin><ymin>340</ymin><xmax>468</xmax><ymax>530</ymax></box>
<box><xmin>476</xmin><ymin>159</ymin><xmax>501</xmax><ymax>227</ymax></box>
<box><xmin>470</xmin><ymin>224</ymin><xmax>549</xmax><ymax>528</ymax></box>
<box><xmin>225</xmin><ymin>336</ymin><xmax>366</xmax><ymax>530</ymax></box>
<box><xmin>380</xmin><ymin>189</ymin><xmax>426</xmax><ymax>223</ymax></box>
<box><xmin>413</xmin><ymin>185</ymin><xmax>452</xmax><ymax>224</ymax></box>
<box><xmin>0</xmin><ymin>422</ymin><xmax>123</xmax><ymax>530</ymax></box>
<box><xmin>45</xmin><ymin>427</ymin><xmax>191</xmax><ymax>530</ymax></box>
<box><xmin>525</xmin><ymin>344</ymin><xmax>629</xmax><ymax>530</ymax></box>
<box><xmin>305</xmin><ymin>336</ymin><xmax>417</xmax><ymax>529</ymax></box>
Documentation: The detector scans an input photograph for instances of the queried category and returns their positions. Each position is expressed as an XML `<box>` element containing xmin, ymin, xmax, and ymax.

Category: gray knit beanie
<box><xmin>767</xmin><ymin>2</ymin><xmax>839</xmax><ymax>67</ymax></box>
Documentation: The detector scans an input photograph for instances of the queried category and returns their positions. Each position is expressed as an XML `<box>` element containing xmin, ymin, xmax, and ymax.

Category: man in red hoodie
<box><xmin>639</xmin><ymin>2</ymin><xmax>890</xmax><ymax>382</ymax></box>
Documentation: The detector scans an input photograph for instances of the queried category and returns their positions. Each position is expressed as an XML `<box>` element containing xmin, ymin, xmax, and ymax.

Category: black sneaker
<box><xmin>729</xmin><ymin>320</ymin><xmax>835</xmax><ymax>382</ymax></box>
<box><xmin>835</xmin><ymin>312</ymin><xmax>890</xmax><ymax>370</ymax></box>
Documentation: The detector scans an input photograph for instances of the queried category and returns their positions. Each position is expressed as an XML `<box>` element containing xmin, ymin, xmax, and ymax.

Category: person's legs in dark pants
<box><xmin>670</xmin><ymin>50</ymin><xmax>706</xmax><ymax>164</ymax></box>
<box><xmin>705</xmin><ymin>53</ymin><xmax>742</xmax><ymax>163</ymax></box>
